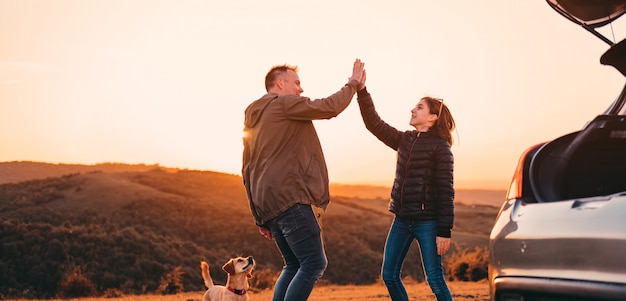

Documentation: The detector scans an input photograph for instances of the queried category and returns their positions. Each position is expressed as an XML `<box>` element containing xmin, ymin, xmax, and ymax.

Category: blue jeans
<box><xmin>265</xmin><ymin>204</ymin><xmax>327</xmax><ymax>301</ymax></box>
<box><xmin>381</xmin><ymin>217</ymin><xmax>452</xmax><ymax>301</ymax></box>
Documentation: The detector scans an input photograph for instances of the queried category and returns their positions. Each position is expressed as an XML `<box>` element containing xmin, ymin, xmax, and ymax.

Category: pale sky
<box><xmin>1</xmin><ymin>0</ymin><xmax>624</xmax><ymax>189</ymax></box>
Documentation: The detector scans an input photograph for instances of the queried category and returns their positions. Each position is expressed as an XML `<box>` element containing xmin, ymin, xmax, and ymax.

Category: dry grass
<box><xmin>6</xmin><ymin>282</ymin><xmax>488</xmax><ymax>301</ymax></box>
<box><xmin>262</xmin><ymin>281</ymin><xmax>490</xmax><ymax>301</ymax></box>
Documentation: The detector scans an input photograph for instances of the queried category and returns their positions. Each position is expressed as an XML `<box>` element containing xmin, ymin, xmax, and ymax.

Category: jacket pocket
<box><xmin>304</xmin><ymin>154</ymin><xmax>325</xmax><ymax>202</ymax></box>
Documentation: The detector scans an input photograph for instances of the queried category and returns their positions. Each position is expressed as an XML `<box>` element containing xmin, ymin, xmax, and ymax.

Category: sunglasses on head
<box><xmin>434</xmin><ymin>98</ymin><xmax>444</xmax><ymax>117</ymax></box>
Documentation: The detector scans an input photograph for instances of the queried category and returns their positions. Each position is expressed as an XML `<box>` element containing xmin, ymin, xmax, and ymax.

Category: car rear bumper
<box><xmin>493</xmin><ymin>276</ymin><xmax>626</xmax><ymax>300</ymax></box>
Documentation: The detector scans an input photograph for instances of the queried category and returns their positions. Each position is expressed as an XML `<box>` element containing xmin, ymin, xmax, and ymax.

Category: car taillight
<box><xmin>506</xmin><ymin>143</ymin><xmax>544</xmax><ymax>200</ymax></box>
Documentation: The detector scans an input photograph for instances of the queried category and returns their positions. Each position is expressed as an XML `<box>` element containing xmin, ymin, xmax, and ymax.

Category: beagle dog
<box><xmin>201</xmin><ymin>256</ymin><xmax>255</xmax><ymax>301</ymax></box>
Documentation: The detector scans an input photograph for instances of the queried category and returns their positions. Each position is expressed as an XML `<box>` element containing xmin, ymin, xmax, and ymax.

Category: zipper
<box><xmin>398</xmin><ymin>131</ymin><xmax>420</xmax><ymax>216</ymax></box>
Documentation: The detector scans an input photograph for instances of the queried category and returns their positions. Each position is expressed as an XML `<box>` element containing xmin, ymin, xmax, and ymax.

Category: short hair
<box><xmin>265</xmin><ymin>64</ymin><xmax>298</xmax><ymax>92</ymax></box>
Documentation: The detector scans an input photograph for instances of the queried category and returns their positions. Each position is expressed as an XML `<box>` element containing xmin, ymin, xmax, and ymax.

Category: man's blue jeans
<box><xmin>266</xmin><ymin>204</ymin><xmax>327</xmax><ymax>301</ymax></box>
<box><xmin>381</xmin><ymin>217</ymin><xmax>452</xmax><ymax>301</ymax></box>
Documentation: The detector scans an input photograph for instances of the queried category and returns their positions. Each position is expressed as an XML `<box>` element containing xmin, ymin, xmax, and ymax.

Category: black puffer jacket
<box><xmin>357</xmin><ymin>88</ymin><xmax>454</xmax><ymax>237</ymax></box>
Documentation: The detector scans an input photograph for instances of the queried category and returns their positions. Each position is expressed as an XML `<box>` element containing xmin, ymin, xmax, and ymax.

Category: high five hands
<box><xmin>350</xmin><ymin>59</ymin><xmax>367</xmax><ymax>91</ymax></box>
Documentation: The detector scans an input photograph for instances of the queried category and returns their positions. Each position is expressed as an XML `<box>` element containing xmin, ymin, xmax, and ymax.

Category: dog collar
<box><xmin>227</xmin><ymin>287</ymin><xmax>247</xmax><ymax>295</ymax></box>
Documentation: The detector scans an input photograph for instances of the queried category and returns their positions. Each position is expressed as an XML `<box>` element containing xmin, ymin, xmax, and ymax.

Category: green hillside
<box><xmin>0</xmin><ymin>165</ymin><xmax>498</xmax><ymax>298</ymax></box>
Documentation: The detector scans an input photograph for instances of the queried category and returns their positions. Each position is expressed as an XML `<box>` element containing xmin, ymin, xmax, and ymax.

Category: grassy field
<box><xmin>6</xmin><ymin>282</ymin><xmax>489</xmax><ymax>301</ymax></box>
<box><xmin>263</xmin><ymin>281</ymin><xmax>490</xmax><ymax>300</ymax></box>
<box><xmin>0</xmin><ymin>163</ymin><xmax>499</xmax><ymax>299</ymax></box>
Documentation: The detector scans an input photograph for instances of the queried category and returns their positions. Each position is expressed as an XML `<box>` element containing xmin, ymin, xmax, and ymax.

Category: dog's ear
<box><xmin>222</xmin><ymin>259</ymin><xmax>235</xmax><ymax>275</ymax></box>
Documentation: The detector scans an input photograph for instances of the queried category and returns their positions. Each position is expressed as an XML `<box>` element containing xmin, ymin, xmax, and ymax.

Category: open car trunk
<box><xmin>548</xmin><ymin>0</ymin><xmax>626</xmax><ymax>76</ymax></box>
<box><xmin>547</xmin><ymin>0</ymin><xmax>626</xmax><ymax>45</ymax></box>
<box><xmin>522</xmin><ymin>1</ymin><xmax>626</xmax><ymax>203</ymax></box>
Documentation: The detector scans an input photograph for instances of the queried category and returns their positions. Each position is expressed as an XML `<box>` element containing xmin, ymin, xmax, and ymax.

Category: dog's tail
<box><xmin>200</xmin><ymin>261</ymin><xmax>213</xmax><ymax>289</ymax></box>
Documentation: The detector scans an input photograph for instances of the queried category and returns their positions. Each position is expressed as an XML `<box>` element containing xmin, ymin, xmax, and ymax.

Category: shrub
<box><xmin>156</xmin><ymin>266</ymin><xmax>184</xmax><ymax>295</ymax></box>
<box><xmin>444</xmin><ymin>246</ymin><xmax>488</xmax><ymax>281</ymax></box>
<box><xmin>248</xmin><ymin>268</ymin><xmax>279</xmax><ymax>291</ymax></box>
<box><xmin>103</xmin><ymin>288</ymin><xmax>124</xmax><ymax>298</ymax></box>
<box><xmin>57</xmin><ymin>266</ymin><xmax>96</xmax><ymax>299</ymax></box>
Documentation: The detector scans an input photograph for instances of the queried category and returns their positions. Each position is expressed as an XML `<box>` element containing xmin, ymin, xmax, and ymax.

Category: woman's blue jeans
<box><xmin>381</xmin><ymin>217</ymin><xmax>452</xmax><ymax>301</ymax></box>
<box><xmin>265</xmin><ymin>204</ymin><xmax>327</xmax><ymax>301</ymax></box>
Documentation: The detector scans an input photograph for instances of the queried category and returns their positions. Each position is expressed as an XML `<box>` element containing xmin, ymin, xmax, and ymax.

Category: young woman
<box><xmin>357</xmin><ymin>87</ymin><xmax>456</xmax><ymax>301</ymax></box>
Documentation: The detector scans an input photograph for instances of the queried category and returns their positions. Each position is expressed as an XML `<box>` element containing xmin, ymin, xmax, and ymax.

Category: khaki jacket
<box><xmin>242</xmin><ymin>80</ymin><xmax>359</xmax><ymax>226</ymax></box>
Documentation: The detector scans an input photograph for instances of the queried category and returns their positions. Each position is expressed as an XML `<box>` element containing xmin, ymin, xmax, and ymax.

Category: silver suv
<box><xmin>488</xmin><ymin>1</ymin><xmax>626</xmax><ymax>300</ymax></box>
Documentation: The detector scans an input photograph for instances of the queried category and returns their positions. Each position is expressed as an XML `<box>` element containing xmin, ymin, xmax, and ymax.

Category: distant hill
<box><xmin>329</xmin><ymin>183</ymin><xmax>507</xmax><ymax>207</ymax></box>
<box><xmin>0</xmin><ymin>161</ymin><xmax>179</xmax><ymax>185</ymax></box>
<box><xmin>0</xmin><ymin>162</ymin><xmax>499</xmax><ymax>298</ymax></box>
<box><xmin>1</xmin><ymin>161</ymin><xmax>507</xmax><ymax>207</ymax></box>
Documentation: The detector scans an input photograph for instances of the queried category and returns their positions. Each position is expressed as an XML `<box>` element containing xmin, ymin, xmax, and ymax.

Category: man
<box><xmin>242</xmin><ymin>59</ymin><xmax>365</xmax><ymax>300</ymax></box>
